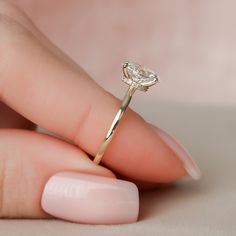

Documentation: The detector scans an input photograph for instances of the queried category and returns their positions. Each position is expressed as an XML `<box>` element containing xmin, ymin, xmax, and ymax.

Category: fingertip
<box><xmin>150</xmin><ymin>124</ymin><xmax>201</xmax><ymax>180</ymax></box>
<box><xmin>100</xmin><ymin>109</ymin><xmax>187</xmax><ymax>183</ymax></box>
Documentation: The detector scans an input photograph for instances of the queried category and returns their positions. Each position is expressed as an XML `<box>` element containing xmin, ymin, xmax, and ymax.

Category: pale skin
<box><xmin>0</xmin><ymin>1</ymin><xmax>186</xmax><ymax>218</ymax></box>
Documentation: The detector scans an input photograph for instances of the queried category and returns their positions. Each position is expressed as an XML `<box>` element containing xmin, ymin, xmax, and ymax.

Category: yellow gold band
<box><xmin>93</xmin><ymin>62</ymin><xmax>158</xmax><ymax>165</ymax></box>
<box><xmin>93</xmin><ymin>86</ymin><xmax>136</xmax><ymax>164</ymax></box>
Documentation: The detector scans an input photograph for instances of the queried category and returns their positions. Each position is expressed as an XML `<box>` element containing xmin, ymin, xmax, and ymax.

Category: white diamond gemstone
<box><xmin>122</xmin><ymin>62</ymin><xmax>159</xmax><ymax>91</ymax></box>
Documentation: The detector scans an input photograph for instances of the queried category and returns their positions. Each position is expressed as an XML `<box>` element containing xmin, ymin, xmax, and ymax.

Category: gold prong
<box><xmin>122</xmin><ymin>62</ymin><xmax>130</xmax><ymax>80</ymax></box>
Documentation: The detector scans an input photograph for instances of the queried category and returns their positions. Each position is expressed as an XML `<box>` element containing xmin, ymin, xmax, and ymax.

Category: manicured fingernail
<box><xmin>41</xmin><ymin>172</ymin><xmax>139</xmax><ymax>225</ymax></box>
<box><xmin>150</xmin><ymin>124</ymin><xmax>201</xmax><ymax>180</ymax></box>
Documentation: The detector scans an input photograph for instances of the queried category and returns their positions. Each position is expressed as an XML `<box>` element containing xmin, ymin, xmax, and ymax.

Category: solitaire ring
<box><xmin>93</xmin><ymin>62</ymin><xmax>159</xmax><ymax>164</ymax></box>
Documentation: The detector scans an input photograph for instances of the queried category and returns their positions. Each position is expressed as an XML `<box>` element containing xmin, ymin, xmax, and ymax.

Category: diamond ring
<box><xmin>93</xmin><ymin>62</ymin><xmax>159</xmax><ymax>164</ymax></box>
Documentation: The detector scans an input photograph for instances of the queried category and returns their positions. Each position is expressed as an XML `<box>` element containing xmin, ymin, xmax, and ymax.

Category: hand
<box><xmin>0</xmin><ymin>1</ymin><xmax>200</xmax><ymax>224</ymax></box>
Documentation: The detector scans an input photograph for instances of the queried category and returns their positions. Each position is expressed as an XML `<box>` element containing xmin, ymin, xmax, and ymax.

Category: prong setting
<box><xmin>121</xmin><ymin>62</ymin><xmax>159</xmax><ymax>92</ymax></box>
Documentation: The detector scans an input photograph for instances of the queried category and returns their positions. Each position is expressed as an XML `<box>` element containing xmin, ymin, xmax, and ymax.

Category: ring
<box><xmin>93</xmin><ymin>62</ymin><xmax>159</xmax><ymax>164</ymax></box>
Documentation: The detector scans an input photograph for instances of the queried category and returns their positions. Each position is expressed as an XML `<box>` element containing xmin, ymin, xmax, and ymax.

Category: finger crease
<box><xmin>72</xmin><ymin>104</ymin><xmax>92</xmax><ymax>146</ymax></box>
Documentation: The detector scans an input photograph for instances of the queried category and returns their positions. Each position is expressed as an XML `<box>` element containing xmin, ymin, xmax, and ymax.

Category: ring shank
<box><xmin>93</xmin><ymin>86</ymin><xmax>136</xmax><ymax>164</ymax></box>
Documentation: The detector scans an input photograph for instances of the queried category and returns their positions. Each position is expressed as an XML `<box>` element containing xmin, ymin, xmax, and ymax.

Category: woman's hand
<box><xmin>0</xmin><ymin>1</ymin><xmax>199</xmax><ymax>223</ymax></box>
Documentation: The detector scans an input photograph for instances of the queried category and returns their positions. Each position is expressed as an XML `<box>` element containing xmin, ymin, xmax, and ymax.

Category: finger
<box><xmin>0</xmin><ymin>102</ymin><xmax>35</xmax><ymax>129</ymax></box>
<box><xmin>0</xmin><ymin>129</ymin><xmax>139</xmax><ymax>224</ymax></box>
<box><xmin>0</xmin><ymin>0</ymin><xmax>84</xmax><ymax>73</ymax></box>
<box><xmin>0</xmin><ymin>3</ymin><xmax>200</xmax><ymax>183</ymax></box>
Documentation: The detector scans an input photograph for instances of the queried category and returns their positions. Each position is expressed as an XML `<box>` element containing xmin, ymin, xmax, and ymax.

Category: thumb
<box><xmin>0</xmin><ymin>129</ymin><xmax>138</xmax><ymax>224</ymax></box>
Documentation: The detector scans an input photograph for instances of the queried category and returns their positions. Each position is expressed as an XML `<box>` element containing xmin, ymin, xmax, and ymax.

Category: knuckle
<box><xmin>0</xmin><ymin>1</ymin><xmax>29</xmax><ymax>39</ymax></box>
<box><xmin>0</xmin><ymin>0</ymin><xmax>12</xmax><ymax>14</ymax></box>
<box><xmin>0</xmin><ymin>0</ymin><xmax>33</xmax><ymax>36</ymax></box>
<box><xmin>0</xmin><ymin>2</ymin><xmax>32</xmax><ymax>100</ymax></box>
<box><xmin>0</xmin><ymin>0</ymin><xmax>22</xmax><ymax>20</ymax></box>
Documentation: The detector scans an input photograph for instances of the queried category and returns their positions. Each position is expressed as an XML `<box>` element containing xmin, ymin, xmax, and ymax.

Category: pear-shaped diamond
<box><xmin>122</xmin><ymin>62</ymin><xmax>158</xmax><ymax>91</ymax></box>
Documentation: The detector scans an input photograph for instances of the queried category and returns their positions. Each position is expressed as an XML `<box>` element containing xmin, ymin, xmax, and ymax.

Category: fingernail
<box><xmin>150</xmin><ymin>124</ymin><xmax>201</xmax><ymax>180</ymax></box>
<box><xmin>41</xmin><ymin>172</ymin><xmax>139</xmax><ymax>225</ymax></box>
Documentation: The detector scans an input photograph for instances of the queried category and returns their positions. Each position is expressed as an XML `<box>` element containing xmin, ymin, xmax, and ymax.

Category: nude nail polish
<box><xmin>150</xmin><ymin>124</ymin><xmax>201</xmax><ymax>180</ymax></box>
<box><xmin>41</xmin><ymin>172</ymin><xmax>139</xmax><ymax>224</ymax></box>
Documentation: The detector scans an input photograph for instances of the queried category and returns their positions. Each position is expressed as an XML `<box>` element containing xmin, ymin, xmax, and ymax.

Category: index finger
<box><xmin>0</xmin><ymin>5</ymin><xmax>200</xmax><ymax>182</ymax></box>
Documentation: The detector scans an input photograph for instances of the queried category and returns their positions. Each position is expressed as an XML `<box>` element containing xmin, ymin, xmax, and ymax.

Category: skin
<box><xmin>0</xmin><ymin>1</ymin><xmax>186</xmax><ymax>218</ymax></box>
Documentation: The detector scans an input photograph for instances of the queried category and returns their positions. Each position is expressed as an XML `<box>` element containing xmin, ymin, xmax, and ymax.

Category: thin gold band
<box><xmin>93</xmin><ymin>85</ymin><xmax>136</xmax><ymax>164</ymax></box>
<box><xmin>93</xmin><ymin>62</ymin><xmax>158</xmax><ymax>165</ymax></box>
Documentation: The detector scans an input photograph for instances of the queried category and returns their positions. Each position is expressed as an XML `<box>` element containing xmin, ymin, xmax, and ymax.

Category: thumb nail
<box><xmin>150</xmin><ymin>124</ymin><xmax>201</xmax><ymax>180</ymax></box>
<box><xmin>41</xmin><ymin>172</ymin><xmax>139</xmax><ymax>224</ymax></box>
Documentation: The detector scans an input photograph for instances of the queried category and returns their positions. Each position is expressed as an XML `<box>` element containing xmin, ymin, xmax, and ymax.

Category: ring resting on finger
<box><xmin>93</xmin><ymin>62</ymin><xmax>159</xmax><ymax>164</ymax></box>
